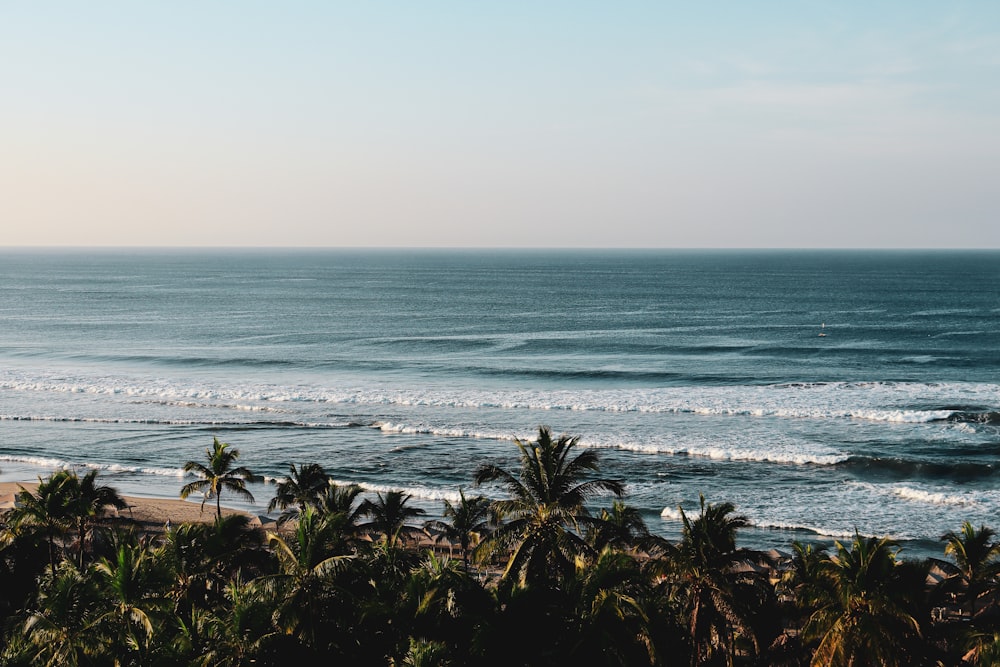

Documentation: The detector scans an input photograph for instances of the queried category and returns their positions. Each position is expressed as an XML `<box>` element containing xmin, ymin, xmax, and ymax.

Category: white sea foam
<box><xmin>891</xmin><ymin>487</ymin><xmax>973</xmax><ymax>506</ymax></box>
<box><xmin>749</xmin><ymin>521</ymin><xmax>867</xmax><ymax>540</ymax></box>
<box><xmin>847</xmin><ymin>481</ymin><xmax>997</xmax><ymax>509</ymax></box>
<box><xmin>0</xmin><ymin>454</ymin><xmax>187</xmax><ymax>478</ymax></box>
<box><xmin>330</xmin><ymin>478</ymin><xmax>461</xmax><ymax>503</ymax></box>
<box><xmin>3</xmin><ymin>369</ymin><xmax>998</xmax><ymax>426</ymax></box>
<box><xmin>659</xmin><ymin>507</ymin><xmax>684</xmax><ymax>521</ymax></box>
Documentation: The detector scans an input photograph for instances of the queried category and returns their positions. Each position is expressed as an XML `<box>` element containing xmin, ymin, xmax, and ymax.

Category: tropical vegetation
<box><xmin>0</xmin><ymin>428</ymin><xmax>998</xmax><ymax>666</ymax></box>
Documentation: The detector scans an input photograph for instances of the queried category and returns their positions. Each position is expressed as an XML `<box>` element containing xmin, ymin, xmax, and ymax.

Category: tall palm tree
<box><xmin>360</xmin><ymin>490</ymin><xmax>427</xmax><ymax>549</ymax></box>
<box><xmin>804</xmin><ymin>533</ymin><xmax>923</xmax><ymax>667</ymax></box>
<box><xmin>473</xmin><ymin>426</ymin><xmax>624</xmax><ymax>589</ymax></box>
<box><xmin>180</xmin><ymin>437</ymin><xmax>256</xmax><ymax>519</ymax></box>
<box><xmin>267</xmin><ymin>462</ymin><xmax>331</xmax><ymax>517</ymax></box>
<box><xmin>425</xmin><ymin>488</ymin><xmax>493</xmax><ymax>573</ymax></box>
<box><xmin>70</xmin><ymin>470</ymin><xmax>127</xmax><ymax>568</ymax></box>
<box><xmin>653</xmin><ymin>495</ymin><xmax>775</xmax><ymax>667</ymax></box>
<box><xmin>8</xmin><ymin>471</ymin><xmax>78</xmax><ymax>576</ymax></box>
<box><xmin>938</xmin><ymin>521</ymin><xmax>1000</xmax><ymax>619</ymax></box>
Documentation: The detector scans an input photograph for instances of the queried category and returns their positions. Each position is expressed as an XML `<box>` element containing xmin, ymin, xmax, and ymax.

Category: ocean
<box><xmin>1</xmin><ymin>248</ymin><xmax>998</xmax><ymax>559</ymax></box>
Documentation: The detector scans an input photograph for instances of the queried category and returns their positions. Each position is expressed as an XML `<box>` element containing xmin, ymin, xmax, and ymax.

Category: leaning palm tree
<box><xmin>425</xmin><ymin>488</ymin><xmax>493</xmax><ymax>573</ymax></box>
<box><xmin>473</xmin><ymin>426</ymin><xmax>624</xmax><ymax>589</ymax></box>
<box><xmin>267</xmin><ymin>462</ymin><xmax>331</xmax><ymax>516</ymax></box>
<box><xmin>180</xmin><ymin>437</ymin><xmax>255</xmax><ymax>519</ymax></box>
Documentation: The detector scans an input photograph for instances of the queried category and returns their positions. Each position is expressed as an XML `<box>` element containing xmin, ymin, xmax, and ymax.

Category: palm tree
<box><xmin>69</xmin><ymin>470</ymin><xmax>127</xmax><ymax>568</ymax></box>
<box><xmin>804</xmin><ymin>533</ymin><xmax>924</xmax><ymax>667</ymax></box>
<box><xmin>360</xmin><ymin>490</ymin><xmax>427</xmax><ymax>549</ymax></box>
<box><xmin>267</xmin><ymin>463</ymin><xmax>331</xmax><ymax>517</ymax></box>
<box><xmin>566</xmin><ymin>547</ymin><xmax>657</xmax><ymax>666</ymax></box>
<box><xmin>311</xmin><ymin>482</ymin><xmax>367</xmax><ymax>552</ymax></box>
<box><xmin>473</xmin><ymin>426</ymin><xmax>624</xmax><ymax>589</ymax></box>
<box><xmin>19</xmin><ymin>561</ymin><xmax>104</xmax><ymax>667</ymax></box>
<box><xmin>193</xmin><ymin>575</ymin><xmax>283</xmax><ymax>666</ymax></box>
<box><xmin>404</xmin><ymin>552</ymin><xmax>497</xmax><ymax>664</ymax></box>
<box><xmin>938</xmin><ymin>521</ymin><xmax>1000</xmax><ymax>619</ymax></box>
<box><xmin>8</xmin><ymin>471</ymin><xmax>78</xmax><ymax>576</ymax></box>
<box><xmin>92</xmin><ymin>534</ymin><xmax>171</xmax><ymax>664</ymax></box>
<box><xmin>180</xmin><ymin>437</ymin><xmax>255</xmax><ymax>519</ymax></box>
<box><xmin>588</xmin><ymin>500</ymin><xmax>649</xmax><ymax>553</ymax></box>
<box><xmin>425</xmin><ymin>488</ymin><xmax>493</xmax><ymax>573</ymax></box>
<box><xmin>653</xmin><ymin>495</ymin><xmax>775</xmax><ymax>667</ymax></box>
<box><xmin>265</xmin><ymin>507</ymin><xmax>355</xmax><ymax>646</ymax></box>
<box><xmin>162</xmin><ymin>513</ymin><xmax>267</xmax><ymax>612</ymax></box>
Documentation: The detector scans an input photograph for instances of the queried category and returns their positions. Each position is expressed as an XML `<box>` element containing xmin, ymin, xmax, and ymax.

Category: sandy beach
<box><xmin>0</xmin><ymin>481</ymin><xmax>265</xmax><ymax>534</ymax></box>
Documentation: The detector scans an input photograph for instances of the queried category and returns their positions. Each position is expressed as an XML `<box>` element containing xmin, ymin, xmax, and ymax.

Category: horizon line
<box><xmin>0</xmin><ymin>245</ymin><xmax>997</xmax><ymax>252</ymax></box>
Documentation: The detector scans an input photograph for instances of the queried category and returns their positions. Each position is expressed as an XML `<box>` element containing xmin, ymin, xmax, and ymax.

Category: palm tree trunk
<box><xmin>216</xmin><ymin>492</ymin><xmax>222</xmax><ymax>520</ymax></box>
<box><xmin>47</xmin><ymin>525</ymin><xmax>58</xmax><ymax>577</ymax></box>
<box><xmin>690</xmin><ymin>595</ymin><xmax>701</xmax><ymax>667</ymax></box>
<box><xmin>78</xmin><ymin>518</ymin><xmax>86</xmax><ymax>568</ymax></box>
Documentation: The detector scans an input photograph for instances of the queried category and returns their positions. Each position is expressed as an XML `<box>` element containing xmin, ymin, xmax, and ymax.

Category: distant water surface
<box><xmin>1</xmin><ymin>249</ymin><xmax>998</xmax><ymax>558</ymax></box>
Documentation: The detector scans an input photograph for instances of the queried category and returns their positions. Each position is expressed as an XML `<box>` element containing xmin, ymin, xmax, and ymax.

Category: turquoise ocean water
<box><xmin>1</xmin><ymin>249</ymin><xmax>998</xmax><ymax>557</ymax></box>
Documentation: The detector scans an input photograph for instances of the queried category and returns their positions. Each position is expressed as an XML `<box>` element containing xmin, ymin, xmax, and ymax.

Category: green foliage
<box><xmin>803</xmin><ymin>533</ymin><xmax>925</xmax><ymax>667</ymax></box>
<box><xmin>180</xmin><ymin>437</ymin><xmax>255</xmax><ymax>520</ymax></box>
<box><xmin>473</xmin><ymin>426</ymin><xmax>624</xmax><ymax>590</ymax></box>
<box><xmin>1</xmin><ymin>432</ymin><xmax>998</xmax><ymax>666</ymax></box>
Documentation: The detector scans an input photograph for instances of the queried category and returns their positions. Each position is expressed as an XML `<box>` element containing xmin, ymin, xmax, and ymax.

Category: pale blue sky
<box><xmin>2</xmin><ymin>2</ymin><xmax>998</xmax><ymax>247</ymax></box>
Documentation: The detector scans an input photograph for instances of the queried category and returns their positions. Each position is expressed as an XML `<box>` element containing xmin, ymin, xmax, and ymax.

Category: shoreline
<box><xmin>0</xmin><ymin>481</ymin><xmax>270</xmax><ymax>534</ymax></box>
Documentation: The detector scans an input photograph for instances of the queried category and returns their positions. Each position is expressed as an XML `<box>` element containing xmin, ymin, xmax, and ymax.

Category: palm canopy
<box><xmin>9</xmin><ymin>470</ymin><xmax>79</xmax><ymax>576</ymax></box>
<box><xmin>939</xmin><ymin>521</ymin><xmax>1000</xmax><ymax>617</ymax></box>
<box><xmin>180</xmin><ymin>437</ymin><xmax>255</xmax><ymax>519</ymax></box>
<box><xmin>473</xmin><ymin>426</ymin><xmax>624</xmax><ymax>588</ymax></box>
<box><xmin>679</xmin><ymin>494</ymin><xmax>751</xmax><ymax>569</ymax></box>
<box><xmin>359</xmin><ymin>490</ymin><xmax>427</xmax><ymax>548</ymax></box>
<box><xmin>425</xmin><ymin>487</ymin><xmax>493</xmax><ymax>572</ymax></box>
<box><xmin>805</xmin><ymin>533</ymin><xmax>923</xmax><ymax>667</ymax></box>
<box><xmin>267</xmin><ymin>462</ymin><xmax>331</xmax><ymax>515</ymax></box>
<box><xmin>71</xmin><ymin>470</ymin><xmax>128</xmax><ymax>567</ymax></box>
<box><xmin>654</xmin><ymin>495</ymin><xmax>771</xmax><ymax>667</ymax></box>
<box><xmin>475</xmin><ymin>427</ymin><xmax>624</xmax><ymax>513</ymax></box>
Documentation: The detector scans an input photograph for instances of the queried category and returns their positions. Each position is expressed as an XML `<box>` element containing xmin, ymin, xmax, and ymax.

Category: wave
<box><xmin>372</xmin><ymin>422</ymin><xmax>849</xmax><ymax>466</ymax></box>
<box><xmin>0</xmin><ymin>454</ymin><xmax>186</xmax><ymax>478</ymax></box>
<box><xmin>330</xmin><ymin>478</ymin><xmax>462</xmax><ymax>503</ymax></box>
<box><xmin>945</xmin><ymin>410</ymin><xmax>1000</xmax><ymax>425</ymax></box>
<box><xmin>839</xmin><ymin>456</ymin><xmax>997</xmax><ymax>480</ymax></box>
<box><xmin>0</xmin><ymin>415</ymin><xmax>358</xmax><ymax>429</ymax></box>
<box><xmin>849</xmin><ymin>481</ymin><xmax>998</xmax><ymax>508</ymax></box>
<box><xmin>587</xmin><ymin>439</ymin><xmax>848</xmax><ymax>466</ymax></box>
<box><xmin>658</xmin><ymin>506</ymin><xmax>864</xmax><ymax>540</ymax></box>
<box><xmin>2</xmin><ymin>370</ymin><xmax>998</xmax><ymax>426</ymax></box>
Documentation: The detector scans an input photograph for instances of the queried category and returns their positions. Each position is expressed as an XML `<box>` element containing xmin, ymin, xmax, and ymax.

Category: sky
<box><xmin>2</xmin><ymin>2</ymin><xmax>999</xmax><ymax>248</ymax></box>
